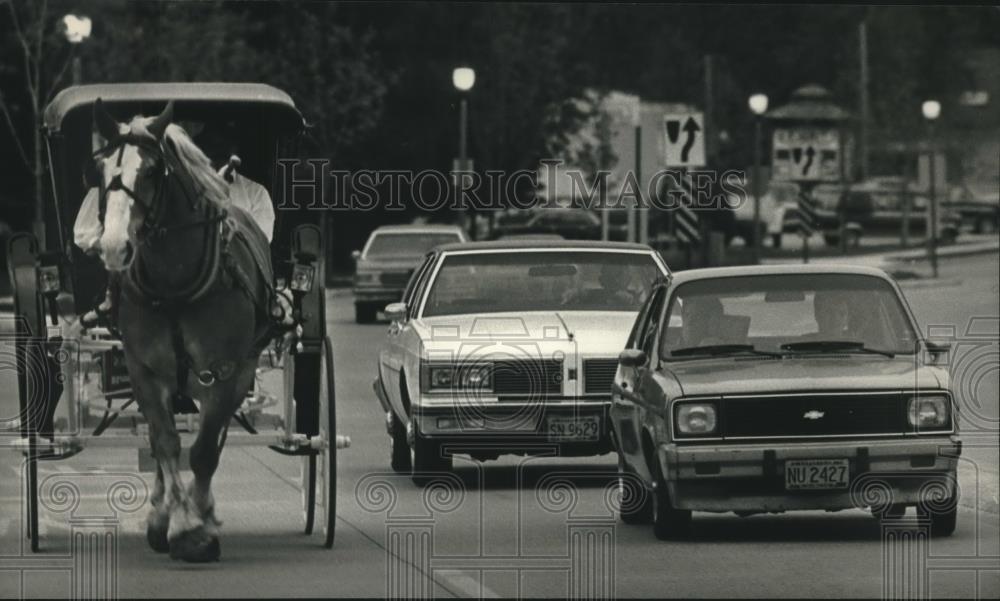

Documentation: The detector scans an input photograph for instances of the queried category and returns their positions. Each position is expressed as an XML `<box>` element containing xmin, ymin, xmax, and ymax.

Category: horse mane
<box><xmin>146</xmin><ymin>120</ymin><xmax>230</xmax><ymax>209</ymax></box>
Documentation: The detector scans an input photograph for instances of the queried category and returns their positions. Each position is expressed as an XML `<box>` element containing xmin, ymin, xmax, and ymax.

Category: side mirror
<box><xmin>351</xmin><ymin>249</ymin><xmax>362</xmax><ymax>261</ymax></box>
<box><xmin>618</xmin><ymin>348</ymin><xmax>648</xmax><ymax>368</ymax></box>
<box><xmin>384</xmin><ymin>302</ymin><xmax>407</xmax><ymax>323</ymax></box>
<box><xmin>924</xmin><ymin>340</ymin><xmax>951</xmax><ymax>357</ymax></box>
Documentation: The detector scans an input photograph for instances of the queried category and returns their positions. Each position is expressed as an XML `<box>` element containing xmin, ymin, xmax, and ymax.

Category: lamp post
<box><xmin>453</xmin><ymin>67</ymin><xmax>475</xmax><ymax>238</ymax></box>
<box><xmin>922</xmin><ymin>99</ymin><xmax>941</xmax><ymax>278</ymax></box>
<box><xmin>62</xmin><ymin>14</ymin><xmax>92</xmax><ymax>84</ymax></box>
<box><xmin>748</xmin><ymin>93</ymin><xmax>769</xmax><ymax>264</ymax></box>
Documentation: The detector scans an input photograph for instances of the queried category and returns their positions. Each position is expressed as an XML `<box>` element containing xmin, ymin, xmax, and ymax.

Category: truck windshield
<box><xmin>661</xmin><ymin>274</ymin><xmax>918</xmax><ymax>359</ymax></box>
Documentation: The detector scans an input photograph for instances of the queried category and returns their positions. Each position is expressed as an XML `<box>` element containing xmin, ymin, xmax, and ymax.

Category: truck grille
<box><xmin>583</xmin><ymin>359</ymin><xmax>619</xmax><ymax>394</ymax></box>
<box><xmin>721</xmin><ymin>393</ymin><xmax>910</xmax><ymax>438</ymax></box>
<box><xmin>379</xmin><ymin>270</ymin><xmax>413</xmax><ymax>288</ymax></box>
<box><xmin>493</xmin><ymin>359</ymin><xmax>563</xmax><ymax>396</ymax></box>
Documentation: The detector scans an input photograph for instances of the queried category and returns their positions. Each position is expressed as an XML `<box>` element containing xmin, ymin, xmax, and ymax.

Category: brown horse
<box><xmin>90</xmin><ymin>99</ymin><xmax>275</xmax><ymax>562</ymax></box>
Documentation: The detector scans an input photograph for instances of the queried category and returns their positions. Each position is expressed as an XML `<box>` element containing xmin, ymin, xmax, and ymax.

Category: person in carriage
<box><xmin>72</xmin><ymin>117</ymin><xmax>291</xmax><ymax>329</ymax></box>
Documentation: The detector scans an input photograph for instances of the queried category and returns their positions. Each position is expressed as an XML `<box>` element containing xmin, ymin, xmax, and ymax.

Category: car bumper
<box><xmin>412</xmin><ymin>399</ymin><xmax>614</xmax><ymax>456</ymax></box>
<box><xmin>657</xmin><ymin>436</ymin><xmax>961</xmax><ymax>512</ymax></box>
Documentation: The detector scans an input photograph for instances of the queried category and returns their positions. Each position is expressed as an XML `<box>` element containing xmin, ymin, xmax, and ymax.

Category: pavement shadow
<box><xmin>449</xmin><ymin>460</ymin><xmax>617</xmax><ymax>491</ymax></box>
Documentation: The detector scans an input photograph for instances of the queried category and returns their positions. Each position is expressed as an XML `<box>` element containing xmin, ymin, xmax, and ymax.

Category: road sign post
<box><xmin>766</xmin><ymin>85</ymin><xmax>853</xmax><ymax>262</ymax></box>
<box><xmin>664</xmin><ymin>112</ymin><xmax>706</xmax><ymax>266</ymax></box>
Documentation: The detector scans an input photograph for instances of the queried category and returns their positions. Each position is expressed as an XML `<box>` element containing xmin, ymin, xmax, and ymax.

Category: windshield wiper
<box><xmin>780</xmin><ymin>340</ymin><xmax>895</xmax><ymax>358</ymax></box>
<box><xmin>671</xmin><ymin>344</ymin><xmax>783</xmax><ymax>358</ymax></box>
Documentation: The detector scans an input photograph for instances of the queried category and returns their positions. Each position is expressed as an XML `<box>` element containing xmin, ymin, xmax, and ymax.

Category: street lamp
<box><xmin>748</xmin><ymin>93</ymin><xmax>768</xmax><ymax>264</ymax></box>
<box><xmin>62</xmin><ymin>14</ymin><xmax>92</xmax><ymax>84</ymax></box>
<box><xmin>922</xmin><ymin>100</ymin><xmax>941</xmax><ymax>278</ymax></box>
<box><xmin>453</xmin><ymin>67</ymin><xmax>475</xmax><ymax>238</ymax></box>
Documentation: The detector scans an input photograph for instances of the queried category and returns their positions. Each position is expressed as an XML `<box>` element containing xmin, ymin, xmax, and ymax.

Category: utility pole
<box><xmin>858</xmin><ymin>20</ymin><xmax>870</xmax><ymax>181</ymax></box>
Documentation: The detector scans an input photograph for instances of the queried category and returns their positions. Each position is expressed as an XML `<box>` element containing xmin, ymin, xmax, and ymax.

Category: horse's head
<box><xmin>91</xmin><ymin>99</ymin><xmax>173</xmax><ymax>271</ymax></box>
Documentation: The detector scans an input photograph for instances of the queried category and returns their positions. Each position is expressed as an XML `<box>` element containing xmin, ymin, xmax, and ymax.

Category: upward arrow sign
<box><xmin>680</xmin><ymin>117</ymin><xmax>701</xmax><ymax>163</ymax></box>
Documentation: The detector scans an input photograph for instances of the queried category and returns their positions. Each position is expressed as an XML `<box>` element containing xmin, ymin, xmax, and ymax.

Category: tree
<box><xmin>0</xmin><ymin>0</ymin><xmax>82</xmax><ymax>244</ymax></box>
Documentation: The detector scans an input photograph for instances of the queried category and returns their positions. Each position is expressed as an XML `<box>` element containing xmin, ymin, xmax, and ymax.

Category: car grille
<box><xmin>493</xmin><ymin>359</ymin><xmax>563</xmax><ymax>396</ymax></box>
<box><xmin>721</xmin><ymin>393</ymin><xmax>910</xmax><ymax>438</ymax></box>
<box><xmin>583</xmin><ymin>359</ymin><xmax>619</xmax><ymax>394</ymax></box>
<box><xmin>379</xmin><ymin>270</ymin><xmax>413</xmax><ymax>288</ymax></box>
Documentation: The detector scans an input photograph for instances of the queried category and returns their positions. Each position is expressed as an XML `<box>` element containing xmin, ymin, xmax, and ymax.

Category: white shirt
<box><xmin>225</xmin><ymin>171</ymin><xmax>275</xmax><ymax>242</ymax></box>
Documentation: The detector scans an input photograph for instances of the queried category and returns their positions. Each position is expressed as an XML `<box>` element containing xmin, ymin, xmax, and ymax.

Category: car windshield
<box><xmin>422</xmin><ymin>251</ymin><xmax>662</xmax><ymax>317</ymax></box>
<box><xmin>364</xmin><ymin>232</ymin><xmax>461</xmax><ymax>259</ymax></box>
<box><xmin>660</xmin><ymin>274</ymin><xmax>918</xmax><ymax>359</ymax></box>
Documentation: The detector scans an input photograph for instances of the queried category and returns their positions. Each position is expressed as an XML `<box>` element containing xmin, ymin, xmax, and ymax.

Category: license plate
<box><xmin>547</xmin><ymin>417</ymin><xmax>599</xmax><ymax>441</ymax></box>
<box><xmin>785</xmin><ymin>459</ymin><xmax>849</xmax><ymax>490</ymax></box>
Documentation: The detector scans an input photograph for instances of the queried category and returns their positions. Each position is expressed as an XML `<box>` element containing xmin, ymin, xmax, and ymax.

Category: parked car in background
<box><xmin>373</xmin><ymin>240</ymin><xmax>669</xmax><ymax>484</ymax></box>
<box><xmin>352</xmin><ymin>224</ymin><xmax>466</xmax><ymax>323</ymax></box>
<box><xmin>945</xmin><ymin>182</ymin><xmax>1000</xmax><ymax>234</ymax></box>
<box><xmin>494</xmin><ymin>207</ymin><xmax>602</xmax><ymax>240</ymax></box>
<box><xmin>611</xmin><ymin>264</ymin><xmax>960</xmax><ymax>540</ymax></box>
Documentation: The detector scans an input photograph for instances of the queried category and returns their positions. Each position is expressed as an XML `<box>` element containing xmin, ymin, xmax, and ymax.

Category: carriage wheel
<box><xmin>296</xmin><ymin>336</ymin><xmax>336</xmax><ymax>547</ymax></box>
<box><xmin>8</xmin><ymin>233</ymin><xmax>42</xmax><ymax>552</ymax></box>
<box><xmin>319</xmin><ymin>335</ymin><xmax>337</xmax><ymax>548</ymax></box>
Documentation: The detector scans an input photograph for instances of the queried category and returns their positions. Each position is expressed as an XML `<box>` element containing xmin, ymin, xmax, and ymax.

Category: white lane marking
<box><xmin>436</xmin><ymin>570</ymin><xmax>501</xmax><ymax>599</ymax></box>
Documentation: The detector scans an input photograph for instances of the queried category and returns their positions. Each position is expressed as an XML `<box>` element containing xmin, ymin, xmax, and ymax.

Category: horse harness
<box><xmin>97</xmin><ymin>131</ymin><xmax>284</xmax><ymax>414</ymax></box>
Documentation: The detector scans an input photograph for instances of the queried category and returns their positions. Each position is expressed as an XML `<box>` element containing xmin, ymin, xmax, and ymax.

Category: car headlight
<box><xmin>907</xmin><ymin>395</ymin><xmax>950</xmax><ymax>430</ymax></box>
<box><xmin>424</xmin><ymin>363</ymin><xmax>493</xmax><ymax>392</ymax></box>
<box><xmin>674</xmin><ymin>402</ymin><xmax>718</xmax><ymax>437</ymax></box>
<box><xmin>354</xmin><ymin>272</ymin><xmax>378</xmax><ymax>285</ymax></box>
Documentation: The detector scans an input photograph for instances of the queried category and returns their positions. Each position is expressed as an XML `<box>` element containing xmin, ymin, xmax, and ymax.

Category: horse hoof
<box><xmin>168</xmin><ymin>528</ymin><xmax>220</xmax><ymax>563</ymax></box>
<box><xmin>146</xmin><ymin>523</ymin><xmax>170</xmax><ymax>553</ymax></box>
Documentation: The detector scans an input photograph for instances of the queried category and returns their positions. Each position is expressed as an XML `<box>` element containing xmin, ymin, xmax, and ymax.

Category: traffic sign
<box><xmin>672</xmin><ymin>173</ymin><xmax>701</xmax><ymax>245</ymax></box>
<box><xmin>790</xmin><ymin>189</ymin><xmax>818</xmax><ymax>237</ymax></box>
<box><xmin>771</xmin><ymin>127</ymin><xmax>840</xmax><ymax>182</ymax></box>
<box><xmin>663</xmin><ymin>112</ymin><xmax>705</xmax><ymax>167</ymax></box>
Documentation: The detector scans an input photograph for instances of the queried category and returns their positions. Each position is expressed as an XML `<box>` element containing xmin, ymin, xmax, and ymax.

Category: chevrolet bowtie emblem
<box><xmin>803</xmin><ymin>410</ymin><xmax>825</xmax><ymax>420</ymax></box>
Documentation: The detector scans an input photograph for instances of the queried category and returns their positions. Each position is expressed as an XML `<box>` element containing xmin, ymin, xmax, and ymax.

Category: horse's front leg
<box><xmin>128</xmin><ymin>360</ymin><xmax>218</xmax><ymax>562</ymax></box>
<box><xmin>186</xmin><ymin>361</ymin><xmax>256</xmax><ymax>550</ymax></box>
<box><xmin>146</xmin><ymin>460</ymin><xmax>170</xmax><ymax>552</ymax></box>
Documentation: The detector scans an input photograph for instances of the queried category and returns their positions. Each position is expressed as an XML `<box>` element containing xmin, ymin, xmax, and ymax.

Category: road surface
<box><xmin>1</xmin><ymin>252</ymin><xmax>997</xmax><ymax>598</ymax></box>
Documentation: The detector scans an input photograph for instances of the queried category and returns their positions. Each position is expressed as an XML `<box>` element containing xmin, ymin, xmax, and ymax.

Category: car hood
<box><xmin>662</xmin><ymin>355</ymin><xmax>943</xmax><ymax>397</ymax></box>
<box><xmin>357</xmin><ymin>257</ymin><xmax>421</xmax><ymax>271</ymax></box>
<box><xmin>415</xmin><ymin>311</ymin><xmax>636</xmax><ymax>357</ymax></box>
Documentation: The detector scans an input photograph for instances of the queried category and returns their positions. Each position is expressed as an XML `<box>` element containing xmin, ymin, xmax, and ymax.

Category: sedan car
<box><xmin>352</xmin><ymin>224</ymin><xmax>466</xmax><ymax>323</ymax></box>
<box><xmin>373</xmin><ymin>240</ymin><xmax>670</xmax><ymax>484</ymax></box>
<box><xmin>611</xmin><ymin>264</ymin><xmax>960</xmax><ymax>539</ymax></box>
<box><xmin>495</xmin><ymin>207</ymin><xmax>602</xmax><ymax>240</ymax></box>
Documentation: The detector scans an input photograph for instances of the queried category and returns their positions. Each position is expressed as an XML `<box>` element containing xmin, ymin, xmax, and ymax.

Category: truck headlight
<box><xmin>908</xmin><ymin>395</ymin><xmax>950</xmax><ymax>429</ymax></box>
<box><xmin>674</xmin><ymin>402</ymin><xmax>718</xmax><ymax>436</ymax></box>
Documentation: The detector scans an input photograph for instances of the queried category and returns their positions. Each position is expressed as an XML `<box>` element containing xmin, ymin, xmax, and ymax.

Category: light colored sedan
<box><xmin>372</xmin><ymin>240</ymin><xmax>670</xmax><ymax>484</ymax></box>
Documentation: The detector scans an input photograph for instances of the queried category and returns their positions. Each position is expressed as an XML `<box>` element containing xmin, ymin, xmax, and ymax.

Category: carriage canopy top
<box><xmin>44</xmin><ymin>82</ymin><xmax>306</xmax><ymax>133</ymax></box>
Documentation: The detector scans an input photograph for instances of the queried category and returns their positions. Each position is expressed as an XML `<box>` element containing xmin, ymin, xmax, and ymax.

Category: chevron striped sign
<box><xmin>794</xmin><ymin>190</ymin><xmax>818</xmax><ymax>237</ymax></box>
<box><xmin>673</xmin><ymin>173</ymin><xmax>701</xmax><ymax>245</ymax></box>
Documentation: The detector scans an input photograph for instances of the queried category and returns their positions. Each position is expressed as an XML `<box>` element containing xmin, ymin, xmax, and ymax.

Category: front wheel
<box><xmin>652</xmin><ymin>469</ymin><xmax>691</xmax><ymax>540</ymax></box>
<box><xmin>410</xmin><ymin>431</ymin><xmax>452</xmax><ymax>487</ymax></box>
<box><xmin>618</xmin><ymin>457</ymin><xmax>653</xmax><ymax>525</ymax></box>
<box><xmin>355</xmin><ymin>302</ymin><xmax>377</xmax><ymax>324</ymax></box>
<box><xmin>389</xmin><ymin>411</ymin><xmax>411</xmax><ymax>473</ymax></box>
<box><xmin>918</xmin><ymin>499</ymin><xmax>958</xmax><ymax>537</ymax></box>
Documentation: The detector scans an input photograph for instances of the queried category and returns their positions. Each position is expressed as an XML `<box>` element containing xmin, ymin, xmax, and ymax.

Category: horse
<box><xmin>89</xmin><ymin>99</ymin><xmax>277</xmax><ymax>562</ymax></box>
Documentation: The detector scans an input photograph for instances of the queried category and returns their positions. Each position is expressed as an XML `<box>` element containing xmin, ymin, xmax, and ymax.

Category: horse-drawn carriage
<box><xmin>6</xmin><ymin>83</ymin><xmax>346</xmax><ymax>560</ymax></box>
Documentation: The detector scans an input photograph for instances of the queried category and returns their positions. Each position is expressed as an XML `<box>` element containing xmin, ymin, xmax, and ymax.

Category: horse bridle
<box><xmin>92</xmin><ymin>134</ymin><xmax>225</xmax><ymax>243</ymax></box>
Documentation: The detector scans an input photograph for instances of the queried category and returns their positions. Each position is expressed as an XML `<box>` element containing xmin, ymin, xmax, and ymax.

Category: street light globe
<box><xmin>62</xmin><ymin>14</ymin><xmax>92</xmax><ymax>44</ymax></box>
<box><xmin>748</xmin><ymin>93</ymin><xmax>769</xmax><ymax>115</ymax></box>
<box><xmin>452</xmin><ymin>67</ymin><xmax>475</xmax><ymax>92</ymax></box>
<box><xmin>922</xmin><ymin>100</ymin><xmax>941</xmax><ymax>120</ymax></box>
